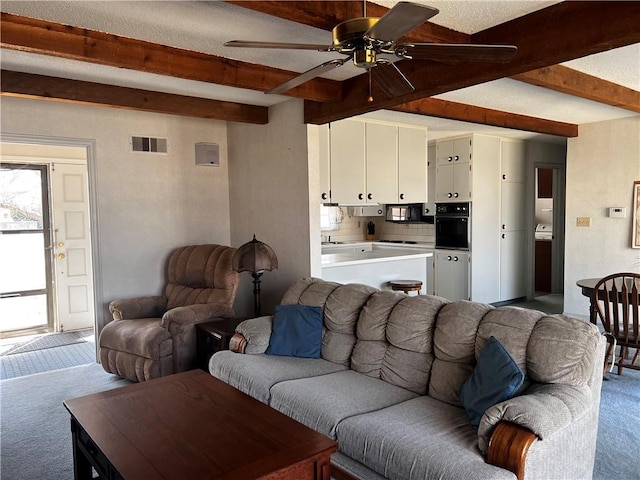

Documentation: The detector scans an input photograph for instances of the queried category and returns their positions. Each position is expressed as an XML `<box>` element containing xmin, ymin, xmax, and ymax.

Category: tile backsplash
<box><xmin>322</xmin><ymin>207</ymin><xmax>434</xmax><ymax>243</ymax></box>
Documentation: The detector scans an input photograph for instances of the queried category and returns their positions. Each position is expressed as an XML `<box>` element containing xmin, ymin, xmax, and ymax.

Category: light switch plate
<box><xmin>576</xmin><ymin>216</ymin><xmax>592</xmax><ymax>227</ymax></box>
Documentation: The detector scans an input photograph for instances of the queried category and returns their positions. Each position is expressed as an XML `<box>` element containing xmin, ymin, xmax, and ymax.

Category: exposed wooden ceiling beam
<box><xmin>0</xmin><ymin>70</ymin><xmax>269</xmax><ymax>124</ymax></box>
<box><xmin>512</xmin><ymin>65</ymin><xmax>640</xmax><ymax>113</ymax></box>
<box><xmin>303</xmin><ymin>1</ymin><xmax>640</xmax><ymax>124</ymax></box>
<box><xmin>391</xmin><ymin>98</ymin><xmax>578</xmax><ymax>137</ymax></box>
<box><xmin>0</xmin><ymin>12</ymin><xmax>342</xmax><ymax>103</ymax></box>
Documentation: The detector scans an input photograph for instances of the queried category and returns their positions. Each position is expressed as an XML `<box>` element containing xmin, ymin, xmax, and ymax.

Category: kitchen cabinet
<box><xmin>397</xmin><ymin>126</ymin><xmax>428</xmax><ymax>203</ymax></box>
<box><xmin>319</xmin><ymin>124</ymin><xmax>331</xmax><ymax>203</ymax></box>
<box><xmin>434</xmin><ymin>250</ymin><xmax>469</xmax><ymax>301</ymax></box>
<box><xmin>327</xmin><ymin>119</ymin><xmax>428</xmax><ymax>205</ymax></box>
<box><xmin>435</xmin><ymin>137</ymin><xmax>471</xmax><ymax>202</ymax></box>
<box><xmin>424</xmin><ymin>142</ymin><xmax>436</xmax><ymax>215</ymax></box>
<box><xmin>366</xmin><ymin>122</ymin><xmax>398</xmax><ymax>204</ymax></box>
<box><xmin>499</xmin><ymin>140</ymin><xmax>527</xmax><ymax>301</ymax></box>
<box><xmin>329</xmin><ymin>120</ymin><xmax>366</xmax><ymax>204</ymax></box>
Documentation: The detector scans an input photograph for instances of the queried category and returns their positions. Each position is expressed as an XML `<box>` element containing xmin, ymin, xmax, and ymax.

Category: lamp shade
<box><xmin>232</xmin><ymin>234</ymin><xmax>278</xmax><ymax>274</ymax></box>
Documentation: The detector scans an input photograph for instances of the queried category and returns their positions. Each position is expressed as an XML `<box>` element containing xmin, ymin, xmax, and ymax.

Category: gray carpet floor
<box><xmin>0</xmin><ymin>362</ymin><xmax>638</xmax><ymax>479</ymax></box>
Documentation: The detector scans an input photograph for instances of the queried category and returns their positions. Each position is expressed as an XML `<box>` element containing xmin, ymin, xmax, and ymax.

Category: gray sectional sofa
<box><xmin>209</xmin><ymin>278</ymin><xmax>605</xmax><ymax>480</ymax></box>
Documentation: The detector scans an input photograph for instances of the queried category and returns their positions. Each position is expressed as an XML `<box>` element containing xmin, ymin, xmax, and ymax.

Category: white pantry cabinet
<box><xmin>424</xmin><ymin>142</ymin><xmax>436</xmax><ymax>215</ymax></box>
<box><xmin>499</xmin><ymin>139</ymin><xmax>527</xmax><ymax>301</ymax></box>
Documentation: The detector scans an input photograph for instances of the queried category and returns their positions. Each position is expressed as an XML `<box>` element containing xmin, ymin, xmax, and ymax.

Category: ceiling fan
<box><xmin>225</xmin><ymin>1</ymin><xmax>517</xmax><ymax>100</ymax></box>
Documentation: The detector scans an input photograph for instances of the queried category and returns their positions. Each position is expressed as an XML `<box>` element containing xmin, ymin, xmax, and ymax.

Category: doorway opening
<box><xmin>0</xmin><ymin>140</ymin><xmax>97</xmax><ymax>376</ymax></box>
<box><xmin>532</xmin><ymin>163</ymin><xmax>566</xmax><ymax>312</ymax></box>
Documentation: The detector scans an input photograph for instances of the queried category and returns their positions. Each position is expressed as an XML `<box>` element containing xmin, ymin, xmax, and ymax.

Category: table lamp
<box><xmin>232</xmin><ymin>234</ymin><xmax>278</xmax><ymax>316</ymax></box>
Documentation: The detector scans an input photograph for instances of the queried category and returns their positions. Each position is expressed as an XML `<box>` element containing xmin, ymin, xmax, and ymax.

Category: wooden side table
<box><xmin>196</xmin><ymin>317</ymin><xmax>247</xmax><ymax>371</ymax></box>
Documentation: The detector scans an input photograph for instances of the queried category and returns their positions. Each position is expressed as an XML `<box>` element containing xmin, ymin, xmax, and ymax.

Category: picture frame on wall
<box><xmin>633</xmin><ymin>181</ymin><xmax>640</xmax><ymax>249</ymax></box>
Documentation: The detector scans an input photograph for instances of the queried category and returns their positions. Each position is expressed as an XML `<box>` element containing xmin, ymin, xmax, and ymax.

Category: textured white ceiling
<box><xmin>1</xmin><ymin>0</ymin><xmax>638</xmax><ymax>137</ymax></box>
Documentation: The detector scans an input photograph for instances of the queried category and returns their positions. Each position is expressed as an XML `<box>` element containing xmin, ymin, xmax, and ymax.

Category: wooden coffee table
<box><xmin>64</xmin><ymin>369</ymin><xmax>337</xmax><ymax>480</ymax></box>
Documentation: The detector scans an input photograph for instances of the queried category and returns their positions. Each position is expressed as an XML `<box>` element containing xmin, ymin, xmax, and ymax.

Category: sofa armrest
<box><xmin>109</xmin><ymin>296</ymin><xmax>166</xmax><ymax>320</ymax></box>
<box><xmin>487</xmin><ymin>421</ymin><xmax>537</xmax><ymax>480</ymax></box>
<box><xmin>478</xmin><ymin>382</ymin><xmax>592</xmax><ymax>455</ymax></box>
<box><xmin>228</xmin><ymin>316</ymin><xmax>273</xmax><ymax>354</ymax></box>
<box><xmin>161</xmin><ymin>303</ymin><xmax>234</xmax><ymax>330</ymax></box>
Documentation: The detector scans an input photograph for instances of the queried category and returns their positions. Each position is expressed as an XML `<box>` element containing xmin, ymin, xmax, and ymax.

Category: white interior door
<box><xmin>51</xmin><ymin>163</ymin><xmax>94</xmax><ymax>331</ymax></box>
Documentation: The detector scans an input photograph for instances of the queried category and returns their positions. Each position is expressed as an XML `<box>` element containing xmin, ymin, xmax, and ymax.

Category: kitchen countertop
<box><xmin>322</xmin><ymin>247</ymin><xmax>433</xmax><ymax>268</ymax></box>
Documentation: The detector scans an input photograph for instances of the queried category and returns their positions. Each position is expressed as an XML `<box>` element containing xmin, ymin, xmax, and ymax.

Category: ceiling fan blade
<box><xmin>371</xmin><ymin>61</ymin><xmax>415</xmax><ymax>98</ymax></box>
<box><xmin>398</xmin><ymin>43</ymin><xmax>518</xmax><ymax>63</ymax></box>
<box><xmin>266</xmin><ymin>59</ymin><xmax>347</xmax><ymax>95</ymax></box>
<box><xmin>365</xmin><ymin>2</ymin><xmax>439</xmax><ymax>43</ymax></box>
<box><xmin>225</xmin><ymin>40</ymin><xmax>334</xmax><ymax>51</ymax></box>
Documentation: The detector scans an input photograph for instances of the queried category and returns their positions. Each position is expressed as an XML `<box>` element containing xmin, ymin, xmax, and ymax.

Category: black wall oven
<box><xmin>435</xmin><ymin>203</ymin><xmax>470</xmax><ymax>250</ymax></box>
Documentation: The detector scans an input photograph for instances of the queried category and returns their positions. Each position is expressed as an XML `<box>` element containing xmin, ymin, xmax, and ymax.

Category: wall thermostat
<box><xmin>195</xmin><ymin>142</ymin><xmax>220</xmax><ymax>166</ymax></box>
<box><xmin>608</xmin><ymin>207</ymin><xmax>626</xmax><ymax>218</ymax></box>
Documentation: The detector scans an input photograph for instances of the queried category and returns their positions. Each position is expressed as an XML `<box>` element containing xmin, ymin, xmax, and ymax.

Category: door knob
<box><xmin>58</xmin><ymin>253</ymin><xmax>66</xmax><ymax>259</ymax></box>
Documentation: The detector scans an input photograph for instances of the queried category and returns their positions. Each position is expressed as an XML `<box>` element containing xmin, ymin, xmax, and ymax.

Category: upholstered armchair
<box><xmin>99</xmin><ymin>244</ymin><xmax>240</xmax><ymax>382</ymax></box>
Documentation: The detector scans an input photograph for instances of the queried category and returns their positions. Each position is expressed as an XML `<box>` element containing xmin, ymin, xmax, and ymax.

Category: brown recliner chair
<box><xmin>99</xmin><ymin>244</ymin><xmax>240</xmax><ymax>382</ymax></box>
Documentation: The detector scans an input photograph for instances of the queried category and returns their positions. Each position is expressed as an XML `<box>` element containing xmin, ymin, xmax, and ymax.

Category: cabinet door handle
<box><xmin>502</xmin><ymin>174</ymin><xmax>507</xmax><ymax>180</ymax></box>
<box><xmin>321</xmin><ymin>193</ymin><xmax>328</xmax><ymax>200</ymax></box>
<box><xmin>454</xmin><ymin>155</ymin><xmax>459</xmax><ymax>162</ymax></box>
<box><xmin>358</xmin><ymin>193</ymin><xmax>364</xmax><ymax>200</ymax></box>
<box><xmin>447</xmin><ymin>256</ymin><xmax>452</xmax><ymax>261</ymax></box>
<box><xmin>424</xmin><ymin>208</ymin><xmax>429</xmax><ymax>214</ymax></box>
<box><xmin>448</xmin><ymin>156</ymin><xmax>453</xmax><ymax>162</ymax></box>
<box><xmin>502</xmin><ymin>224</ymin><xmax>506</xmax><ymax>230</ymax></box>
<box><xmin>502</xmin><ymin>234</ymin><xmax>506</xmax><ymax>239</ymax></box>
<box><xmin>453</xmin><ymin>256</ymin><xmax>459</xmax><ymax>262</ymax></box>
<box><xmin>400</xmin><ymin>193</ymin><xmax>405</xmax><ymax>200</ymax></box>
<box><xmin>367</xmin><ymin>193</ymin><xmax>373</xmax><ymax>200</ymax></box>
<box><xmin>447</xmin><ymin>193</ymin><xmax>453</xmax><ymax>198</ymax></box>
<box><xmin>453</xmin><ymin>192</ymin><xmax>459</xmax><ymax>198</ymax></box>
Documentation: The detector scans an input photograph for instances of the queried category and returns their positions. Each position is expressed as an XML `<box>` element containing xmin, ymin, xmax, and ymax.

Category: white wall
<box><xmin>227</xmin><ymin>99</ymin><xmax>313</xmax><ymax>316</ymax></box>
<box><xmin>564</xmin><ymin>116</ymin><xmax>640</xmax><ymax>318</ymax></box>
<box><xmin>1</xmin><ymin>97</ymin><xmax>231</xmax><ymax>330</ymax></box>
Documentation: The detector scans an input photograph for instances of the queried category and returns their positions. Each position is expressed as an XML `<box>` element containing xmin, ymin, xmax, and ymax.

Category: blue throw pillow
<box><xmin>265</xmin><ymin>305</ymin><xmax>323</xmax><ymax>359</ymax></box>
<box><xmin>460</xmin><ymin>336</ymin><xmax>525</xmax><ymax>428</ymax></box>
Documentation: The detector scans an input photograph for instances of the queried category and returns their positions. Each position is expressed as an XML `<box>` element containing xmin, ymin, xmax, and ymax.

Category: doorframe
<box><xmin>0</xmin><ymin>133</ymin><xmax>103</xmax><ymax>342</ymax></box>
<box><xmin>526</xmin><ymin>157</ymin><xmax>567</xmax><ymax>299</ymax></box>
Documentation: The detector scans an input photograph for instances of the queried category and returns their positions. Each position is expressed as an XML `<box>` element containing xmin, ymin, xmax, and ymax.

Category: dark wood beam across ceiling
<box><xmin>1</xmin><ymin>11</ymin><xmax>577</xmax><ymax>136</ymax></box>
<box><xmin>392</xmin><ymin>98</ymin><xmax>578</xmax><ymax>137</ymax></box>
<box><xmin>0</xmin><ymin>12</ymin><xmax>342</xmax><ymax>103</ymax></box>
<box><xmin>0</xmin><ymin>70</ymin><xmax>269</xmax><ymax>124</ymax></box>
<box><xmin>299</xmin><ymin>1</ymin><xmax>640</xmax><ymax>123</ymax></box>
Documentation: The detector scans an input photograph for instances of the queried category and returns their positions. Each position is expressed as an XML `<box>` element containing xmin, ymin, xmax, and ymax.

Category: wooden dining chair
<box><xmin>590</xmin><ymin>272</ymin><xmax>640</xmax><ymax>375</ymax></box>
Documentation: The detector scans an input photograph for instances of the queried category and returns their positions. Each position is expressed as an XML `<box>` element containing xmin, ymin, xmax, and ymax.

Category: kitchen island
<box><xmin>321</xmin><ymin>243</ymin><xmax>434</xmax><ymax>294</ymax></box>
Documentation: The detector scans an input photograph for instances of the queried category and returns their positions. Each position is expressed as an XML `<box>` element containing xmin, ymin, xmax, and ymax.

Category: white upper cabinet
<box><xmin>318</xmin><ymin>124</ymin><xmax>331</xmax><ymax>203</ymax></box>
<box><xmin>329</xmin><ymin>120</ymin><xmax>366</xmax><ymax>205</ymax></box>
<box><xmin>435</xmin><ymin>137</ymin><xmax>472</xmax><ymax>202</ymax></box>
<box><xmin>327</xmin><ymin>119</ymin><xmax>428</xmax><ymax>205</ymax></box>
<box><xmin>366</xmin><ymin>122</ymin><xmax>398</xmax><ymax>204</ymax></box>
<box><xmin>398</xmin><ymin>126</ymin><xmax>428</xmax><ymax>203</ymax></box>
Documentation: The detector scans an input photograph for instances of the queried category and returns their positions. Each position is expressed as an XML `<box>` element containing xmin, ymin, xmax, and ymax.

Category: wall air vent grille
<box><xmin>131</xmin><ymin>136</ymin><xmax>168</xmax><ymax>154</ymax></box>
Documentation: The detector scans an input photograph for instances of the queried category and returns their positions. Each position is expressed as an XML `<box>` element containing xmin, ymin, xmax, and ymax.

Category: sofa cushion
<box><xmin>336</xmin><ymin>396</ymin><xmax>515</xmax><ymax>480</ymax></box>
<box><xmin>459</xmin><ymin>336</ymin><xmax>525</xmax><ymax>428</ymax></box>
<box><xmin>266</xmin><ymin>305</ymin><xmax>323</xmax><ymax>358</ymax></box>
<box><xmin>208</xmin><ymin>351</ymin><xmax>346</xmax><ymax>404</ymax></box>
<box><xmin>269</xmin><ymin>370</ymin><xmax>419</xmax><ymax>439</ymax></box>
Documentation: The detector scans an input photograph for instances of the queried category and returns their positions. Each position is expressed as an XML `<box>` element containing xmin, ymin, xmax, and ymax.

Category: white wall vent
<box><xmin>131</xmin><ymin>136</ymin><xmax>168</xmax><ymax>154</ymax></box>
<box><xmin>195</xmin><ymin>142</ymin><xmax>220</xmax><ymax>166</ymax></box>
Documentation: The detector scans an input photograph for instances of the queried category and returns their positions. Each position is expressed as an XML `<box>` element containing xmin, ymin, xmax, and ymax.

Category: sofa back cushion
<box><xmin>280</xmin><ymin>278</ymin><xmax>602</xmax><ymax>403</ymax></box>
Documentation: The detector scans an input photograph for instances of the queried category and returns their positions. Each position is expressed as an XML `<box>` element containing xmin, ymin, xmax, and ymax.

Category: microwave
<box><xmin>385</xmin><ymin>203</ymin><xmax>424</xmax><ymax>223</ymax></box>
